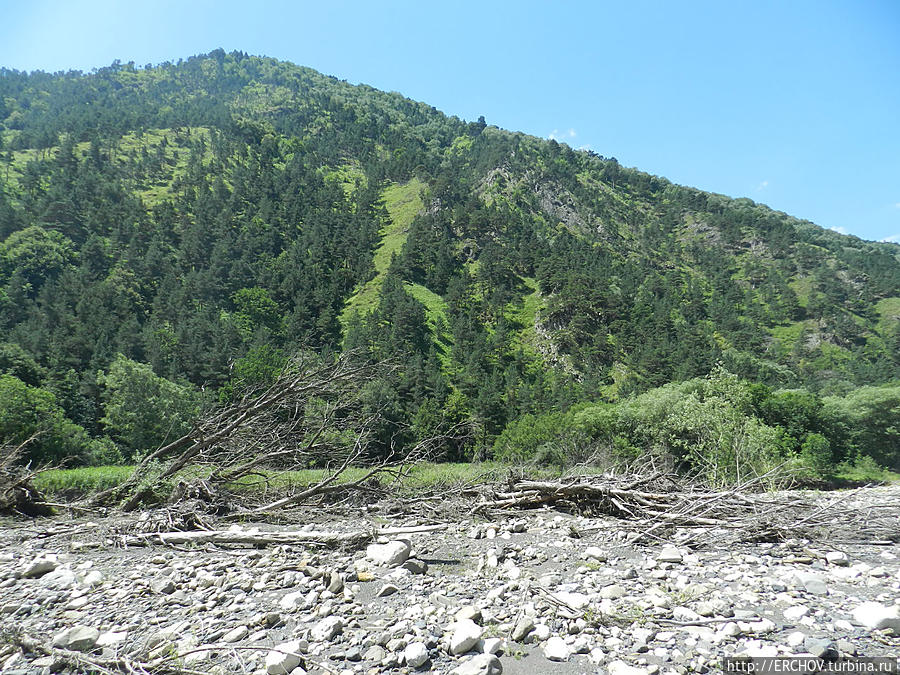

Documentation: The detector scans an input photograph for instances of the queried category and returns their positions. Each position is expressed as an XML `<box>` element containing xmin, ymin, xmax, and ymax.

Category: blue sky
<box><xmin>2</xmin><ymin>0</ymin><xmax>898</xmax><ymax>243</ymax></box>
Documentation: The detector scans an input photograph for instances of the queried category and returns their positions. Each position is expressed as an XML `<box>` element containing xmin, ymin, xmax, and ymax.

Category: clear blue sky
<box><xmin>2</xmin><ymin>0</ymin><xmax>898</xmax><ymax>243</ymax></box>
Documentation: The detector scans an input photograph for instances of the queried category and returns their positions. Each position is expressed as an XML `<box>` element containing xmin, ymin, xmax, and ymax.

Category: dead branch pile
<box><xmin>470</xmin><ymin>473</ymin><xmax>900</xmax><ymax>546</ymax></box>
<box><xmin>86</xmin><ymin>351</ymin><xmax>442</xmax><ymax>513</ymax></box>
<box><xmin>0</xmin><ymin>437</ymin><xmax>53</xmax><ymax>517</ymax></box>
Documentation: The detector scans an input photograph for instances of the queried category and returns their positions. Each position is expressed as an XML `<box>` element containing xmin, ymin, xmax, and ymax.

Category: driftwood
<box><xmin>0</xmin><ymin>436</ymin><xmax>54</xmax><ymax>517</ymax></box>
<box><xmin>118</xmin><ymin>523</ymin><xmax>447</xmax><ymax>549</ymax></box>
<box><xmin>471</xmin><ymin>472</ymin><xmax>900</xmax><ymax>546</ymax></box>
<box><xmin>6</xmin><ymin>630</ymin><xmax>339</xmax><ymax>675</ymax></box>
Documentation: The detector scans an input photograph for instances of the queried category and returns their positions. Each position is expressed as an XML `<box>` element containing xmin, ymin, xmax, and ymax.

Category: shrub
<box><xmin>0</xmin><ymin>374</ymin><xmax>99</xmax><ymax>465</ymax></box>
<box><xmin>98</xmin><ymin>355</ymin><xmax>202</xmax><ymax>459</ymax></box>
<box><xmin>492</xmin><ymin>411</ymin><xmax>583</xmax><ymax>465</ymax></box>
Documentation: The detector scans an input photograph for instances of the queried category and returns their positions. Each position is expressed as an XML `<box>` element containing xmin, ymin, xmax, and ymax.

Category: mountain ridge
<box><xmin>0</xmin><ymin>50</ymin><xmax>898</xmax><ymax>467</ymax></box>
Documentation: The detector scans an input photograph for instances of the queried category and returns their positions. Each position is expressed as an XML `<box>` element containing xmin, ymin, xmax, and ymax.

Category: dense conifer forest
<box><xmin>1</xmin><ymin>51</ymin><xmax>898</xmax><ymax>478</ymax></box>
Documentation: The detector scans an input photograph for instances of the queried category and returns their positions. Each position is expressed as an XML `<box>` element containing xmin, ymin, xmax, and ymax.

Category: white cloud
<box><xmin>830</xmin><ymin>226</ymin><xmax>848</xmax><ymax>235</ymax></box>
<box><xmin>881</xmin><ymin>234</ymin><xmax>900</xmax><ymax>243</ymax></box>
<box><xmin>548</xmin><ymin>128</ymin><xmax>577</xmax><ymax>141</ymax></box>
<box><xmin>894</xmin><ymin>203</ymin><xmax>900</xmax><ymax>209</ymax></box>
<box><xmin>756</xmin><ymin>180</ymin><xmax>769</xmax><ymax>191</ymax></box>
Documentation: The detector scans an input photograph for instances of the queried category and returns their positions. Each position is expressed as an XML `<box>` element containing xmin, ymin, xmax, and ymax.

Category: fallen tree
<box><xmin>87</xmin><ymin>351</ymin><xmax>451</xmax><ymax>513</ymax></box>
<box><xmin>88</xmin><ymin>352</ymin><xmax>472</xmax><ymax>516</ymax></box>
<box><xmin>0</xmin><ymin>436</ymin><xmax>54</xmax><ymax>517</ymax></box>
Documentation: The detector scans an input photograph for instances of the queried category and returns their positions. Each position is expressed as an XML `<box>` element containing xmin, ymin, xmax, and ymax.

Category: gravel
<box><xmin>0</xmin><ymin>484</ymin><xmax>898</xmax><ymax>674</ymax></box>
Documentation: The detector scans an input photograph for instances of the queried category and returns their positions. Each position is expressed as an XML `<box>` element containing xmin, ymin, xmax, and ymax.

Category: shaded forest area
<box><xmin>1</xmin><ymin>50</ymin><xmax>898</xmax><ymax>483</ymax></box>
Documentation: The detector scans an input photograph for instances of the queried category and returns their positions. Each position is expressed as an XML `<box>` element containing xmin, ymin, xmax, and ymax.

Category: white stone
<box><xmin>279</xmin><ymin>590</ymin><xmax>304</xmax><ymax>611</ymax></box>
<box><xmin>40</xmin><ymin>567</ymin><xmax>77</xmax><ymax>589</ymax></box>
<box><xmin>265</xmin><ymin>640</ymin><xmax>305</xmax><ymax>675</ymax></box>
<box><xmin>376</xmin><ymin>584</ymin><xmax>399</xmax><ymax>597</ymax></box>
<box><xmin>448</xmin><ymin>619</ymin><xmax>483</xmax><ymax>655</ymax></box>
<box><xmin>22</xmin><ymin>556</ymin><xmax>58</xmax><ymax>578</ymax></box>
<box><xmin>787</xmin><ymin>631</ymin><xmax>806</xmax><ymax>647</ymax></box>
<box><xmin>851</xmin><ymin>602</ymin><xmax>900</xmax><ymax>633</ymax></box>
<box><xmin>96</xmin><ymin>631</ymin><xmax>128</xmax><ymax>647</ymax></box>
<box><xmin>718</xmin><ymin>622</ymin><xmax>742</xmax><ymax>638</ymax></box>
<box><xmin>657</xmin><ymin>546</ymin><xmax>683</xmax><ymax>563</ymax></box>
<box><xmin>481</xmin><ymin>637</ymin><xmax>504</xmax><ymax>655</ymax></box>
<box><xmin>608</xmin><ymin>660</ymin><xmax>650</xmax><ymax>675</ymax></box>
<box><xmin>511</xmin><ymin>615</ymin><xmax>534</xmax><ymax>641</ymax></box>
<box><xmin>404</xmin><ymin>642</ymin><xmax>429</xmax><ymax>668</ymax></box>
<box><xmin>783</xmin><ymin>606</ymin><xmax>809</xmax><ymax>621</ymax></box>
<box><xmin>456</xmin><ymin>605</ymin><xmax>482</xmax><ymax>623</ymax></box>
<box><xmin>794</xmin><ymin>572</ymin><xmax>828</xmax><ymax>595</ymax></box>
<box><xmin>222</xmin><ymin>625</ymin><xmax>249</xmax><ymax>643</ymax></box>
<box><xmin>310</xmin><ymin>616</ymin><xmax>343</xmax><ymax>642</ymax></box>
<box><xmin>738</xmin><ymin>640</ymin><xmax>778</xmax><ymax>657</ymax></box>
<box><xmin>825</xmin><ymin>551</ymin><xmax>849</xmax><ymax>566</ymax></box>
<box><xmin>451</xmin><ymin>653</ymin><xmax>503</xmax><ymax>675</ymax></box>
<box><xmin>553</xmin><ymin>591</ymin><xmax>589</xmax><ymax>610</ymax></box>
<box><xmin>53</xmin><ymin>625</ymin><xmax>100</xmax><ymax>651</ymax></box>
<box><xmin>747</xmin><ymin>618</ymin><xmax>777</xmax><ymax>634</ymax></box>
<box><xmin>543</xmin><ymin>636</ymin><xmax>570</xmax><ymax>661</ymax></box>
<box><xmin>601</xmin><ymin>584</ymin><xmax>626</xmax><ymax>599</ymax></box>
<box><xmin>584</xmin><ymin>546</ymin><xmax>607</xmax><ymax>561</ymax></box>
<box><xmin>571</xmin><ymin>636</ymin><xmax>590</xmax><ymax>653</ymax></box>
<box><xmin>366</xmin><ymin>540</ymin><xmax>411</xmax><ymax>567</ymax></box>
<box><xmin>533</xmin><ymin>623</ymin><xmax>551</xmax><ymax>641</ymax></box>
<box><xmin>672</xmin><ymin>606</ymin><xmax>702</xmax><ymax>622</ymax></box>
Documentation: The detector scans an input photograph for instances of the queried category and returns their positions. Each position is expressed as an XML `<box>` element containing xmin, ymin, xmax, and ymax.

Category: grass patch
<box><xmin>504</xmin><ymin>277</ymin><xmax>544</xmax><ymax>354</ymax></box>
<box><xmin>32</xmin><ymin>460</ymin><xmax>612</xmax><ymax>501</ymax></box>
<box><xmin>35</xmin><ymin>465</ymin><xmax>135</xmax><ymax>495</ymax></box>
<box><xmin>833</xmin><ymin>456</ymin><xmax>900</xmax><ymax>484</ymax></box>
<box><xmin>33</xmin><ymin>461</ymin><xmax>509</xmax><ymax>499</ymax></box>
<box><xmin>340</xmin><ymin>178</ymin><xmax>425</xmax><ymax>324</ymax></box>
<box><xmin>321</xmin><ymin>163</ymin><xmax>367</xmax><ymax>197</ymax></box>
<box><xmin>789</xmin><ymin>277</ymin><xmax>814</xmax><ymax>308</ymax></box>
<box><xmin>875</xmin><ymin>297</ymin><xmax>900</xmax><ymax>334</ymax></box>
<box><xmin>1</xmin><ymin>127</ymin><xmax>212</xmax><ymax>208</ymax></box>
<box><xmin>769</xmin><ymin>319</ymin><xmax>816</xmax><ymax>353</ymax></box>
<box><xmin>405</xmin><ymin>282</ymin><xmax>449</xmax><ymax>329</ymax></box>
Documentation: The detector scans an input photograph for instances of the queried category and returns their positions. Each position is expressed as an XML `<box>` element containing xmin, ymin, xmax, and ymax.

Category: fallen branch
<box><xmin>119</xmin><ymin>523</ymin><xmax>447</xmax><ymax>549</ymax></box>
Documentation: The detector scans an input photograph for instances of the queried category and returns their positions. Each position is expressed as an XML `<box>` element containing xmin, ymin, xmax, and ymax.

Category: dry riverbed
<box><xmin>1</xmin><ymin>485</ymin><xmax>898</xmax><ymax>675</ymax></box>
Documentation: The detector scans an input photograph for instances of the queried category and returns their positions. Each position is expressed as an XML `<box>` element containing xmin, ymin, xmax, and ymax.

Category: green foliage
<box><xmin>0</xmin><ymin>52</ymin><xmax>898</xmax><ymax>470</ymax></box>
<box><xmin>97</xmin><ymin>354</ymin><xmax>202</xmax><ymax>459</ymax></box>
<box><xmin>494</xmin><ymin>368</ymin><xmax>892</xmax><ymax>486</ymax></box>
<box><xmin>34</xmin><ymin>464</ymin><xmax>135</xmax><ymax>495</ymax></box>
<box><xmin>492</xmin><ymin>411</ymin><xmax>581</xmax><ymax>465</ymax></box>
<box><xmin>232</xmin><ymin>287</ymin><xmax>282</xmax><ymax>341</ymax></box>
<box><xmin>823</xmin><ymin>384</ymin><xmax>900</xmax><ymax>471</ymax></box>
<box><xmin>235</xmin><ymin>343</ymin><xmax>286</xmax><ymax>388</ymax></box>
<box><xmin>0</xmin><ymin>341</ymin><xmax>45</xmax><ymax>386</ymax></box>
<box><xmin>833</xmin><ymin>454</ymin><xmax>900</xmax><ymax>483</ymax></box>
<box><xmin>0</xmin><ymin>225</ymin><xmax>75</xmax><ymax>289</ymax></box>
<box><xmin>0</xmin><ymin>374</ymin><xmax>102</xmax><ymax>465</ymax></box>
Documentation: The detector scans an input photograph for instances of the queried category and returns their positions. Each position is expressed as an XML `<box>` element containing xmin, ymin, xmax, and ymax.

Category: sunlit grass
<box><xmin>34</xmin><ymin>461</ymin><xmax>510</xmax><ymax>498</ymax></box>
<box><xmin>35</xmin><ymin>465</ymin><xmax>135</xmax><ymax>495</ymax></box>
<box><xmin>33</xmin><ymin>460</ymin><xmax>620</xmax><ymax>500</ymax></box>
<box><xmin>340</xmin><ymin>178</ymin><xmax>425</xmax><ymax>324</ymax></box>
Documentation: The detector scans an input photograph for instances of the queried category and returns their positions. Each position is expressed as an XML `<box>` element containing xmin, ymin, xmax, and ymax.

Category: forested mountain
<box><xmin>1</xmin><ymin>50</ymin><xmax>898</xmax><ymax>471</ymax></box>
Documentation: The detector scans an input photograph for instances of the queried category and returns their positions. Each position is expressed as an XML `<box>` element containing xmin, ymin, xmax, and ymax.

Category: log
<box><xmin>120</xmin><ymin>523</ymin><xmax>447</xmax><ymax>549</ymax></box>
<box><xmin>122</xmin><ymin>529</ymin><xmax>374</xmax><ymax>549</ymax></box>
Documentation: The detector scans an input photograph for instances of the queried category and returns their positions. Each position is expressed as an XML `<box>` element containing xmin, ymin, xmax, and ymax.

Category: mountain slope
<box><xmin>0</xmin><ymin>50</ymin><xmax>898</xmax><ymax>462</ymax></box>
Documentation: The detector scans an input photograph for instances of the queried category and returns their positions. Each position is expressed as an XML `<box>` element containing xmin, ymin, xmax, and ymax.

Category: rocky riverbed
<box><xmin>1</xmin><ymin>485</ymin><xmax>898</xmax><ymax>675</ymax></box>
